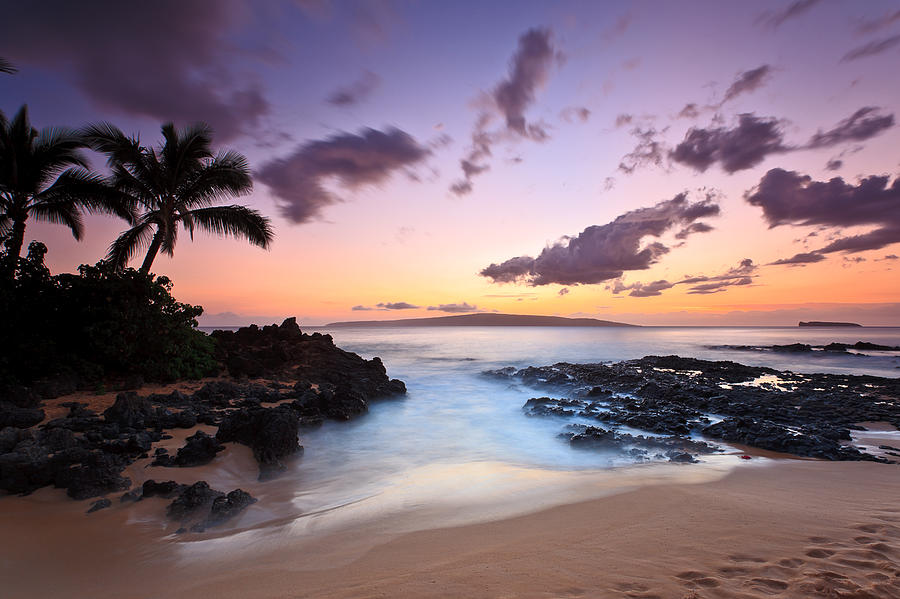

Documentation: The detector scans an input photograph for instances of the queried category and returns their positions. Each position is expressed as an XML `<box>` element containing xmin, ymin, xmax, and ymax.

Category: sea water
<box><xmin>210</xmin><ymin>325</ymin><xmax>899</xmax><ymax>539</ymax></box>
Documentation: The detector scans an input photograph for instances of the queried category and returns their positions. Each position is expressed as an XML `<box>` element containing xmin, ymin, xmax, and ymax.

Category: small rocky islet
<box><xmin>487</xmin><ymin>354</ymin><xmax>900</xmax><ymax>463</ymax></box>
<box><xmin>0</xmin><ymin>318</ymin><xmax>406</xmax><ymax>530</ymax></box>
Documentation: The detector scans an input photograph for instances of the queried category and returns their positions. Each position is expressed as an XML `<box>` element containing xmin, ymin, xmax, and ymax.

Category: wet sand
<box><xmin>2</xmin><ymin>459</ymin><xmax>899</xmax><ymax>598</ymax></box>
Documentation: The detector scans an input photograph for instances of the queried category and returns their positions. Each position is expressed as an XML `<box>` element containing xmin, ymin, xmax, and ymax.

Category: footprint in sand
<box><xmin>675</xmin><ymin>571</ymin><xmax>719</xmax><ymax>588</ymax></box>
<box><xmin>747</xmin><ymin>577</ymin><xmax>789</xmax><ymax>592</ymax></box>
<box><xmin>806</xmin><ymin>548</ymin><xmax>836</xmax><ymax>558</ymax></box>
<box><xmin>777</xmin><ymin>558</ymin><xmax>805</xmax><ymax>568</ymax></box>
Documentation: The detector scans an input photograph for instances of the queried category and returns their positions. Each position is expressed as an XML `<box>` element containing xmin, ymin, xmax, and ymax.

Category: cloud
<box><xmin>670</xmin><ymin>113</ymin><xmax>786</xmax><ymax>173</ymax></box>
<box><xmin>0</xmin><ymin>0</ymin><xmax>268</xmax><ymax>141</ymax></box>
<box><xmin>677</xmin><ymin>104</ymin><xmax>701</xmax><ymax>119</ymax></box>
<box><xmin>877</xmin><ymin>254</ymin><xmax>898</xmax><ymax>261</ymax></box>
<box><xmin>806</xmin><ymin>107</ymin><xmax>894</xmax><ymax>148</ymax></box>
<box><xmin>857</xmin><ymin>10</ymin><xmax>900</xmax><ymax>35</ymax></box>
<box><xmin>825</xmin><ymin>158</ymin><xmax>843</xmax><ymax>171</ymax></box>
<box><xmin>558</xmin><ymin>287</ymin><xmax>570</xmax><ymax>296</ymax></box>
<box><xmin>619</xmin><ymin>127</ymin><xmax>667</xmax><ymax>174</ymax></box>
<box><xmin>611</xmin><ymin>259</ymin><xmax>757</xmax><ymax>297</ymax></box>
<box><xmin>561</xmin><ymin>106</ymin><xmax>591</xmax><ymax>123</ymax></box>
<box><xmin>426</xmin><ymin>302</ymin><xmax>481</xmax><ymax>313</ymax></box>
<box><xmin>257</xmin><ymin>127</ymin><xmax>430</xmax><ymax>223</ymax></box>
<box><xmin>376</xmin><ymin>302</ymin><xmax>420</xmax><ymax>310</ymax></box>
<box><xmin>745</xmin><ymin>168</ymin><xmax>900</xmax><ymax>255</ymax></box>
<box><xmin>352</xmin><ymin>305</ymin><xmax>374</xmax><ymax>311</ymax></box>
<box><xmin>675</xmin><ymin>222</ymin><xmax>714</xmax><ymax>240</ymax></box>
<box><xmin>480</xmin><ymin>192</ymin><xmax>720</xmax><ymax>286</ymax></box>
<box><xmin>667</xmin><ymin>108</ymin><xmax>893</xmax><ymax>175</ymax></box>
<box><xmin>757</xmin><ymin>0</ymin><xmax>821</xmax><ymax>29</ymax></box>
<box><xmin>452</xmin><ymin>28</ymin><xmax>558</xmax><ymax>195</ymax></box>
<box><xmin>602</xmin><ymin>13</ymin><xmax>634</xmax><ymax>42</ymax></box>
<box><xmin>722</xmin><ymin>65</ymin><xmax>772</xmax><ymax>103</ymax></box>
<box><xmin>612</xmin><ymin>279</ymin><xmax>675</xmax><ymax>297</ymax></box>
<box><xmin>492</xmin><ymin>28</ymin><xmax>556</xmax><ymax>136</ymax></box>
<box><xmin>326</xmin><ymin>70</ymin><xmax>380</xmax><ymax>106</ymax></box>
<box><xmin>615</xmin><ymin>114</ymin><xmax>634</xmax><ymax>127</ymax></box>
<box><xmin>842</xmin><ymin>34</ymin><xmax>900</xmax><ymax>61</ymax></box>
<box><xmin>769</xmin><ymin>252</ymin><xmax>827</xmax><ymax>266</ymax></box>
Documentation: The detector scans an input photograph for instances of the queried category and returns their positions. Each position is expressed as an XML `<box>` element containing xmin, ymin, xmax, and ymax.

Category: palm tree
<box><xmin>0</xmin><ymin>58</ymin><xmax>16</xmax><ymax>74</ymax></box>
<box><xmin>0</xmin><ymin>105</ymin><xmax>133</xmax><ymax>279</ymax></box>
<box><xmin>82</xmin><ymin>122</ymin><xmax>273</xmax><ymax>274</ymax></box>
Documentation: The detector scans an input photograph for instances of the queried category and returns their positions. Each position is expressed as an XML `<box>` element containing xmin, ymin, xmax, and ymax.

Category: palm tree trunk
<box><xmin>2</xmin><ymin>218</ymin><xmax>27</xmax><ymax>281</ymax></box>
<box><xmin>140</xmin><ymin>230</ymin><xmax>163</xmax><ymax>274</ymax></box>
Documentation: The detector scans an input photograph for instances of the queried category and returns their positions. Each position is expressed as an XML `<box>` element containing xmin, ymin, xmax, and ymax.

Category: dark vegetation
<box><xmin>0</xmin><ymin>242</ymin><xmax>217</xmax><ymax>388</ymax></box>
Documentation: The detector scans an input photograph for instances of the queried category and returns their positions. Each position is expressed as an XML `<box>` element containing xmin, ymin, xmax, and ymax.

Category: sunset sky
<box><xmin>2</xmin><ymin>0</ymin><xmax>899</xmax><ymax>325</ymax></box>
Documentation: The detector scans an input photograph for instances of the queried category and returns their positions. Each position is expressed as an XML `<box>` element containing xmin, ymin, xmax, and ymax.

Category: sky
<box><xmin>1</xmin><ymin>0</ymin><xmax>899</xmax><ymax>326</ymax></box>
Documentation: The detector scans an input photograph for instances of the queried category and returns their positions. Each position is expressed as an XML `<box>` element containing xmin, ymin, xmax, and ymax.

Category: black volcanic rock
<box><xmin>0</xmin><ymin>402</ymin><xmax>45</xmax><ymax>429</ymax></box>
<box><xmin>216</xmin><ymin>405</ymin><xmax>302</xmax><ymax>476</ymax></box>
<box><xmin>494</xmin><ymin>355</ymin><xmax>900</xmax><ymax>462</ymax></box>
<box><xmin>166</xmin><ymin>481</ymin><xmax>255</xmax><ymax>531</ymax></box>
<box><xmin>153</xmin><ymin>431</ymin><xmax>225</xmax><ymax>467</ymax></box>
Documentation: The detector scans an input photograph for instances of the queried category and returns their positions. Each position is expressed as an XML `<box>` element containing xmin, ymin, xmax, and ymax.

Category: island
<box><xmin>326</xmin><ymin>313</ymin><xmax>636</xmax><ymax>328</ymax></box>
<box><xmin>798</xmin><ymin>321</ymin><xmax>863</xmax><ymax>327</ymax></box>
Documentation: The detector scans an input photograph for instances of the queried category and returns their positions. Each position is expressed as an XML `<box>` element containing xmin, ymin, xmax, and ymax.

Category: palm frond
<box><xmin>185</xmin><ymin>205</ymin><xmax>274</xmax><ymax>249</ymax></box>
<box><xmin>80</xmin><ymin>122</ymin><xmax>143</xmax><ymax>166</ymax></box>
<box><xmin>35</xmin><ymin>167</ymin><xmax>136</xmax><ymax>224</ymax></box>
<box><xmin>107</xmin><ymin>217</ymin><xmax>157</xmax><ymax>270</ymax></box>
<box><xmin>176</xmin><ymin>150</ymin><xmax>253</xmax><ymax>208</ymax></box>
<box><xmin>30</xmin><ymin>196</ymin><xmax>84</xmax><ymax>240</ymax></box>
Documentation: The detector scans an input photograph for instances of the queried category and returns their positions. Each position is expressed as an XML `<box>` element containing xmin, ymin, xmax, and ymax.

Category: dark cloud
<box><xmin>612</xmin><ymin>279</ymin><xmax>675</xmax><ymax>297</ymax></box>
<box><xmin>615</xmin><ymin>114</ymin><xmax>634</xmax><ymax>127</ymax></box>
<box><xmin>857</xmin><ymin>10</ymin><xmax>900</xmax><ymax>35</ymax></box>
<box><xmin>611</xmin><ymin>259</ymin><xmax>757</xmax><ymax>298</ymax></box>
<box><xmin>746</xmin><ymin>168</ymin><xmax>900</xmax><ymax>229</ymax></box>
<box><xmin>493</xmin><ymin>28</ymin><xmax>556</xmax><ymax>136</ymax></box>
<box><xmin>826</xmin><ymin>158</ymin><xmax>843</xmax><ymax>171</ymax></box>
<box><xmin>257</xmin><ymin>127</ymin><xmax>430</xmax><ymax>223</ymax></box>
<box><xmin>618</xmin><ymin>127</ymin><xmax>667</xmax><ymax>174</ymax></box>
<box><xmin>769</xmin><ymin>252</ymin><xmax>827</xmax><ymax>266</ymax></box>
<box><xmin>561</xmin><ymin>107</ymin><xmax>591</xmax><ymax>123</ymax></box>
<box><xmin>452</xmin><ymin>29</ymin><xmax>558</xmax><ymax>195</ymax></box>
<box><xmin>670</xmin><ymin>114</ymin><xmax>786</xmax><ymax>173</ymax></box>
<box><xmin>0</xmin><ymin>0</ymin><xmax>268</xmax><ymax>141</ymax></box>
<box><xmin>675</xmin><ymin>222</ymin><xmax>714</xmax><ymax>240</ymax></box>
<box><xmin>677</xmin><ymin>104</ymin><xmax>701</xmax><ymax>119</ymax></box>
<box><xmin>376</xmin><ymin>302</ymin><xmax>420</xmax><ymax>310</ymax></box>
<box><xmin>806</xmin><ymin>107</ymin><xmax>894</xmax><ymax>148</ymax></box>
<box><xmin>351</xmin><ymin>305</ymin><xmax>374</xmax><ymax>311</ymax></box>
<box><xmin>326</xmin><ymin>70</ymin><xmax>380</xmax><ymax>106</ymax></box>
<box><xmin>746</xmin><ymin>168</ymin><xmax>900</xmax><ymax>255</ymax></box>
<box><xmin>687</xmin><ymin>277</ymin><xmax>753</xmax><ymax>294</ymax></box>
<box><xmin>481</xmin><ymin>193</ymin><xmax>720</xmax><ymax>286</ymax></box>
<box><xmin>722</xmin><ymin>65</ymin><xmax>772</xmax><ymax>103</ymax></box>
<box><xmin>558</xmin><ymin>288</ymin><xmax>570</xmax><ymax>296</ymax></box>
<box><xmin>757</xmin><ymin>0</ymin><xmax>821</xmax><ymax>29</ymax></box>
<box><xmin>427</xmin><ymin>302</ymin><xmax>481</xmax><ymax>313</ymax></box>
<box><xmin>817</xmin><ymin>228</ymin><xmax>900</xmax><ymax>254</ymax></box>
<box><xmin>877</xmin><ymin>254</ymin><xmax>899</xmax><ymax>261</ymax></box>
<box><xmin>842</xmin><ymin>34</ymin><xmax>900</xmax><ymax>61</ymax></box>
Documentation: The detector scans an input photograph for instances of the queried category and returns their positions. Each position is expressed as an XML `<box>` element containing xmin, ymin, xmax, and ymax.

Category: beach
<box><xmin>2</xmin><ymin>458</ymin><xmax>898</xmax><ymax>598</ymax></box>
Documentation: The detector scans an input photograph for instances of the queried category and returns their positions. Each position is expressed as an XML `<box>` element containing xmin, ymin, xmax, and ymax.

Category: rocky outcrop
<box><xmin>491</xmin><ymin>355</ymin><xmax>900</xmax><ymax>462</ymax></box>
<box><xmin>216</xmin><ymin>406</ymin><xmax>302</xmax><ymax>476</ymax></box>
<box><xmin>166</xmin><ymin>481</ymin><xmax>256</xmax><ymax>533</ymax></box>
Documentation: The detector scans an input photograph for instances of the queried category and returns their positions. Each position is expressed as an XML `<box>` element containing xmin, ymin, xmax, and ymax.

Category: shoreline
<box><xmin>2</xmin><ymin>458</ymin><xmax>898</xmax><ymax>598</ymax></box>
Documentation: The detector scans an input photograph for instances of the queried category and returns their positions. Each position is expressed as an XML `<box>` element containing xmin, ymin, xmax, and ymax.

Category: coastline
<box><xmin>2</xmin><ymin>458</ymin><xmax>898</xmax><ymax>598</ymax></box>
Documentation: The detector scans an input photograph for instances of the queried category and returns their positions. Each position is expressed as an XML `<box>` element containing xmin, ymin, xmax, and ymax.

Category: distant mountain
<box><xmin>325</xmin><ymin>313</ymin><xmax>637</xmax><ymax>327</ymax></box>
<box><xmin>798</xmin><ymin>321</ymin><xmax>863</xmax><ymax>327</ymax></box>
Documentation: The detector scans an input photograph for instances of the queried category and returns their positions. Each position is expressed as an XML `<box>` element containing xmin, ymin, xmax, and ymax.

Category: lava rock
<box><xmin>87</xmin><ymin>498</ymin><xmax>112</xmax><ymax>513</ymax></box>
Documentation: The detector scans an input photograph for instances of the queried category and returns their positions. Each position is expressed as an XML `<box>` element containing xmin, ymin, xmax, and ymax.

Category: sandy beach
<box><xmin>3</xmin><ymin>457</ymin><xmax>898</xmax><ymax>599</ymax></box>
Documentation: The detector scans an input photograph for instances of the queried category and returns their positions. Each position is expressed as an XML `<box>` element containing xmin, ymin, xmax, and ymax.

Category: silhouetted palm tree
<box><xmin>0</xmin><ymin>105</ymin><xmax>132</xmax><ymax>279</ymax></box>
<box><xmin>83</xmin><ymin>122</ymin><xmax>272</xmax><ymax>273</ymax></box>
<box><xmin>0</xmin><ymin>58</ymin><xmax>16</xmax><ymax>74</ymax></box>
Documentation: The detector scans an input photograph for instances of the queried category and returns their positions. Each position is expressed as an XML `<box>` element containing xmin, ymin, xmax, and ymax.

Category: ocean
<box><xmin>210</xmin><ymin>325</ymin><xmax>900</xmax><ymax>539</ymax></box>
